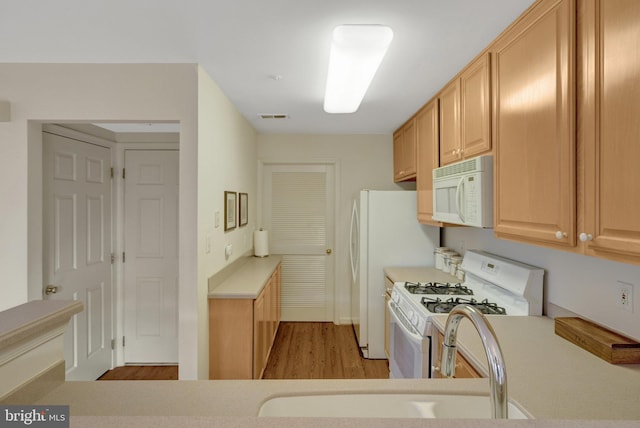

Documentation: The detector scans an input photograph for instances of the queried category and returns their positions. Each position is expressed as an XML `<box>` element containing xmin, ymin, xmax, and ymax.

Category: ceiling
<box><xmin>0</xmin><ymin>0</ymin><xmax>535</xmax><ymax>135</ymax></box>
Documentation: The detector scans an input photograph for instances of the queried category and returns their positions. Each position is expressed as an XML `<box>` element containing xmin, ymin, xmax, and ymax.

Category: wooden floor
<box><xmin>98</xmin><ymin>365</ymin><xmax>178</xmax><ymax>380</ymax></box>
<box><xmin>97</xmin><ymin>322</ymin><xmax>388</xmax><ymax>380</ymax></box>
<box><xmin>262</xmin><ymin>322</ymin><xmax>389</xmax><ymax>379</ymax></box>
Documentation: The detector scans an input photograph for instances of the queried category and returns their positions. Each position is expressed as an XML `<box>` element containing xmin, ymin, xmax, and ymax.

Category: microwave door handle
<box><xmin>455</xmin><ymin>177</ymin><xmax>465</xmax><ymax>223</ymax></box>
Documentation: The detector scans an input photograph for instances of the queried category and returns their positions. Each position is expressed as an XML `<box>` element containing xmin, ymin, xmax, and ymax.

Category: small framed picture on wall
<box><xmin>224</xmin><ymin>191</ymin><xmax>237</xmax><ymax>231</ymax></box>
<box><xmin>239</xmin><ymin>192</ymin><xmax>248</xmax><ymax>227</ymax></box>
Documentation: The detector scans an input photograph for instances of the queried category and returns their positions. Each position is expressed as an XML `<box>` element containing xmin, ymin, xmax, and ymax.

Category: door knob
<box><xmin>326</xmin><ymin>248</ymin><xmax>332</xmax><ymax>255</ymax></box>
<box><xmin>45</xmin><ymin>285</ymin><xmax>58</xmax><ymax>295</ymax></box>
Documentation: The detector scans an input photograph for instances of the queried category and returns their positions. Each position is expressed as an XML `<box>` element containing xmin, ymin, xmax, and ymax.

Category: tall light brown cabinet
<box><xmin>393</xmin><ymin>119</ymin><xmax>417</xmax><ymax>182</ymax></box>
<box><xmin>493</xmin><ymin>0</ymin><xmax>640</xmax><ymax>265</ymax></box>
<box><xmin>579</xmin><ymin>0</ymin><xmax>640</xmax><ymax>264</ymax></box>
<box><xmin>393</xmin><ymin>0</ymin><xmax>640</xmax><ymax>266</ymax></box>
<box><xmin>492</xmin><ymin>0</ymin><xmax>576</xmax><ymax>248</ymax></box>
<box><xmin>439</xmin><ymin>53</ymin><xmax>492</xmax><ymax>167</ymax></box>
<box><xmin>416</xmin><ymin>99</ymin><xmax>440</xmax><ymax>225</ymax></box>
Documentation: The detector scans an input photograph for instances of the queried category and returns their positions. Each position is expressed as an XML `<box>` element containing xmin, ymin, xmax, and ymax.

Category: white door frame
<box><xmin>39</xmin><ymin>125</ymin><xmax>179</xmax><ymax>368</ymax></box>
<box><xmin>258</xmin><ymin>158</ymin><xmax>340</xmax><ymax>324</ymax></box>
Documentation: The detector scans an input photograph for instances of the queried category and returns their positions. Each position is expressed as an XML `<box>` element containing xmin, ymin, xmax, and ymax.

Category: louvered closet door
<box><xmin>262</xmin><ymin>164</ymin><xmax>335</xmax><ymax>321</ymax></box>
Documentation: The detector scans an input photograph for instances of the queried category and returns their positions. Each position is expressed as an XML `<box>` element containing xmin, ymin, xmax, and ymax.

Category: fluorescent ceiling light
<box><xmin>324</xmin><ymin>25</ymin><xmax>393</xmax><ymax>114</ymax></box>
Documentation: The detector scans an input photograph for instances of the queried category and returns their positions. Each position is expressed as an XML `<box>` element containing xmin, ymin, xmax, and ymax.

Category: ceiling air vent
<box><xmin>259</xmin><ymin>114</ymin><xmax>289</xmax><ymax>119</ymax></box>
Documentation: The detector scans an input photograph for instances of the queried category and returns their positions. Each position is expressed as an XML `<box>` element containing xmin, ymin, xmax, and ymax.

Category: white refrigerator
<box><xmin>350</xmin><ymin>190</ymin><xmax>439</xmax><ymax>359</ymax></box>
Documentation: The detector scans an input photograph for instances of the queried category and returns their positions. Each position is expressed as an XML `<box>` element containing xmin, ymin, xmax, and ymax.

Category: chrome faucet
<box><xmin>440</xmin><ymin>304</ymin><xmax>508</xmax><ymax>419</ymax></box>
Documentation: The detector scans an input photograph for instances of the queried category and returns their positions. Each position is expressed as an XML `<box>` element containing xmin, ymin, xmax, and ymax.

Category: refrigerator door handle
<box><xmin>349</xmin><ymin>199</ymin><xmax>359</xmax><ymax>283</ymax></box>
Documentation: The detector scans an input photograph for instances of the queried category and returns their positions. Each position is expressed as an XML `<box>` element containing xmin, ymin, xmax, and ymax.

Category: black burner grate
<box><xmin>421</xmin><ymin>297</ymin><xmax>507</xmax><ymax>315</ymax></box>
<box><xmin>404</xmin><ymin>281</ymin><xmax>473</xmax><ymax>296</ymax></box>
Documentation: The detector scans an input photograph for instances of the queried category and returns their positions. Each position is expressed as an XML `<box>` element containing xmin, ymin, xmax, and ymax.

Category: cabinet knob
<box><xmin>579</xmin><ymin>233</ymin><xmax>593</xmax><ymax>242</ymax></box>
<box><xmin>555</xmin><ymin>231</ymin><xmax>567</xmax><ymax>240</ymax></box>
<box><xmin>326</xmin><ymin>248</ymin><xmax>332</xmax><ymax>255</ymax></box>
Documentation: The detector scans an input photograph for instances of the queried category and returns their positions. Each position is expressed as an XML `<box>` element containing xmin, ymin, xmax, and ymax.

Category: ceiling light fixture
<box><xmin>323</xmin><ymin>24</ymin><xmax>393</xmax><ymax>114</ymax></box>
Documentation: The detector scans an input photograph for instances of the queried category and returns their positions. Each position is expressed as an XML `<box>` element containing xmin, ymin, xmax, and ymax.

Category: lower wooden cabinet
<box><xmin>209</xmin><ymin>264</ymin><xmax>281</xmax><ymax>379</ymax></box>
<box><xmin>433</xmin><ymin>332</ymin><xmax>482</xmax><ymax>379</ymax></box>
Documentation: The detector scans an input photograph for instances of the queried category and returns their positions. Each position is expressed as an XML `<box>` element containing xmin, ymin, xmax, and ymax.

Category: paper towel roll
<box><xmin>254</xmin><ymin>229</ymin><xmax>269</xmax><ymax>257</ymax></box>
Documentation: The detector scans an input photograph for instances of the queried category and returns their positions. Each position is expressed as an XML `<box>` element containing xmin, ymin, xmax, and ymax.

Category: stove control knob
<box><xmin>411</xmin><ymin>313</ymin><xmax>419</xmax><ymax>325</ymax></box>
<box><xmin>392</xmin><ymin>291</ymin><xmax>400</xmax><ymax>303</ymax></box>
<box><xmin>579</xmin><ymin>232</ymin><xmax>594</xmax><ymax>242</ymax></box>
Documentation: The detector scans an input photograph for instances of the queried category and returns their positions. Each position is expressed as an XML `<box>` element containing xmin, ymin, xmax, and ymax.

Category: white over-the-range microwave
<box><xmin>432</xmin><ymin>154</ymin><xmax>493</xmax><ymax>228</ymax></box>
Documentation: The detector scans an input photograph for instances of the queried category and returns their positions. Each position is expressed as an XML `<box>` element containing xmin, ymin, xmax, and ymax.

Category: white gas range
<box><xmin>387</xmin><ymin>250</ymin><xmax>544</xmax><ymax>379</ymax></box>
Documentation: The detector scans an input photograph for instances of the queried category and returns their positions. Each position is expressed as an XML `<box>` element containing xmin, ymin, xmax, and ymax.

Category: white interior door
<box><xmin>262</xmin><ymin>163</ymin><xmax>335</xmax><ymax>321</ymax></box>
<box><xmin>43</xmin><ymin>131</ymin><xmax>113</xmax><ymax>381</ymax></box>
<box><xmin>123</xmin><ymin>150</ymin><xmax>179</xmax><ymax>363</ymax></box>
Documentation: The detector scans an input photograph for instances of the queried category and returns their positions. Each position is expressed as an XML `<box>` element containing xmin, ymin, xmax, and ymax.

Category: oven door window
<box><xmin>388</xmin><ymin>302</ymin><xmax>431</xmax><ymax>378</ymax></box>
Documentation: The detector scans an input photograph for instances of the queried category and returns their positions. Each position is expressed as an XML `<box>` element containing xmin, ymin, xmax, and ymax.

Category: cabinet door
<box><xmin>209</xmin><ymin>299</ymin><xmax>254</xmax><ymax>379</ymax></box>
<box><xmin>581</xmin><ymin>0</ymin><xmax>640</xmax><ymax>262</ymax></box>
<box><xmin>394</xmin><ymin>120</ymin><xmax>417</xmax><ymax>182</ymax></box>
<box><xmin>460</xmin><ymin>53</ymin><xmax>491</xmax><ymax>159</ymax></box>
<box><xmin>492</xmin><ymin>0</ymin><xmax>576</xmax><ymax>247</ymax></box>
<box><xmin>393</xmin><ymin>130</ymin><xmax>404</xmax><ymax>181</ymax></box>
<box><xmin>416</xmin><ymin>99</ymin><xmax>440</xmax><ymax>225</ymax></box>
<box><xmin>269</xmin><ymin>272</ymin><xmax>278</xmax><ymax>342</ymax></box>
<box><xmin>439</xmin><ymin>80</ymin><xmax>461</xmax><ymax>166</ymax></box>
<box><xmin>253</xmin><ymin>291</ymin><xmax>266</xmax><ymax>379</ymax></box>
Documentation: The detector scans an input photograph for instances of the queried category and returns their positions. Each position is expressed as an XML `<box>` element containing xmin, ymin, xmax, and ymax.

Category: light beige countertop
<box><xmin>208</xmin><ymin>255</ymin><xmax>282</xmax><ymax>299</ymax></box>
<box><xmin>431</xmin><ymin>315</ymin><xmax>640</xmax><ymax>420</ymax></box>
<box><xmin>0</xmin><ymin>300</ymin><xmax>83</xmax><ymax>349</ymax></box>
<box><xmin>384</xmin><ymin>266</ymin><xmax>459</xmax><ymax>284</ymax></box>
<box><xmin>33</xmin><ymin>378</ymin><xmax>636</xmax><ymax>427</ymax></box>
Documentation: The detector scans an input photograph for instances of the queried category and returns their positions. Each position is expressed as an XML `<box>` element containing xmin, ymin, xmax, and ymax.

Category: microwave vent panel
<box><xmin>433</xmin><ymin>155</ymin><xmax>492</xmax><ymax>179</ymax></box>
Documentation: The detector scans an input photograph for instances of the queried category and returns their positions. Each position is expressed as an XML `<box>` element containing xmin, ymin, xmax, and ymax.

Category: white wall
<box><xmin>0</xmin><ymin>63</ymin><xmax>209</xmax><ymax>379</ymax></box>
<box><xmin>443</xmin><ymin>227</ymin><xmax>640</xmax><ymax>341</ymax></box>
<box><xmin>257</xmin><ymin>134</ymin><xmax>408</xmax><ymax>323</ymax></box>
<box><xmin>197</xmin><ymin>68</ymin><xmax>257</xmax><ymax>379</ymax></box>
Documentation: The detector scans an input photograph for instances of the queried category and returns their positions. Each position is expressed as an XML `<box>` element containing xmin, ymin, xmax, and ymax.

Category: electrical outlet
<box><xmin>617</xmin><ymin>281</ymin><xmax>633</xmax><ymax>312</ymax></box>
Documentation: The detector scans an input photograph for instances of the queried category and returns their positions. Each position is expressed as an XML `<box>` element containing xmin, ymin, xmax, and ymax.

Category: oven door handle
<box><xmin>388</xmin><ymin>300</ymin><xmax>424</xmax><ymax>342</ymax></box>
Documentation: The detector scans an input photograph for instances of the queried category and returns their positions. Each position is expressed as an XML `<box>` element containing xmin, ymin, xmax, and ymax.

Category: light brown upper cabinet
<box><xmin>492</xmin><ymin>0</ymin><xmax>576</xmax><ymax>248</ymax></box>
<box><xmin>579</xmin><ymin>0</ymin><xmax>640</xmax><ymax>264</ymax></box>
<box><xmin>439</xmin><ymin>79</ymin><xmax>461</xmax><ymax>165</ymax></box>
<box><xmin>439</xmin><ymin>53</ymin><xmax>492</xmax><ymax>166</ymax></box>
<box><xmin>416</xmin><ymin>98</ymin><xmax>441</xmax><ymax>225</ymax></box>
<box><xmin>393</xmin><ymin>118</ymin><xmax>417</xmax><ymax>182</ymax></box>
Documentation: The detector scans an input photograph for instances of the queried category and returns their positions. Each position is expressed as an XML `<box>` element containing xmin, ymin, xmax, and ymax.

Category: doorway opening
<box><xmin>39</xmin><ymin>122</ymin><xmax>180</xmax><ymax>380</ymax></box>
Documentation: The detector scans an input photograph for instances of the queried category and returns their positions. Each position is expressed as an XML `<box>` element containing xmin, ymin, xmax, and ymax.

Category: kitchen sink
<box><xmin>258</xmin><ymin>393</ymin><xmax>530</xmax><ymax>419</ymax></box>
